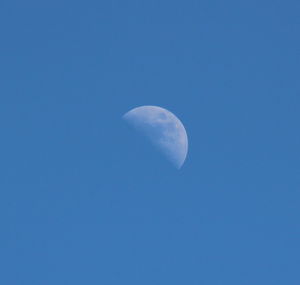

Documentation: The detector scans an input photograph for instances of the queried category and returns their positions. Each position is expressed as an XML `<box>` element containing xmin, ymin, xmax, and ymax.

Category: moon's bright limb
<box><xmin>123</xmin><ymin>106</ymin><xmax>188</xmax><ymax>169</ymax></box>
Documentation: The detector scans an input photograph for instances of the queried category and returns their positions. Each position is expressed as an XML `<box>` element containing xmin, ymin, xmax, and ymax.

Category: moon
<box><xmin>123</xmin><ymin>106</ymin><xmax>188</xmax><ymax>169</ymax></box>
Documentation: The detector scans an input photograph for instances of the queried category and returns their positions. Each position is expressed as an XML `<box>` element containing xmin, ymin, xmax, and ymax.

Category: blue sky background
<box><xmin>0</xmin><ymin>0</ymin><xmax>299</xmax><ymax>284</ymax></box>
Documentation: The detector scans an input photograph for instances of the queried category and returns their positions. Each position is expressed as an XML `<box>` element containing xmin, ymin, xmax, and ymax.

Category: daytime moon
<box><xmin>123</xmin><ymin>106</ymin><xmax>188</xmax><ymax>169</ymax></box>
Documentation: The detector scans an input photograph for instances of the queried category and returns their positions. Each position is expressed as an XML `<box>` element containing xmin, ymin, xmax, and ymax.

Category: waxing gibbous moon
<box><xmin>123</xmin><ymin>106</ymin><xmax>188</xmax><ymax>169</ymax></box>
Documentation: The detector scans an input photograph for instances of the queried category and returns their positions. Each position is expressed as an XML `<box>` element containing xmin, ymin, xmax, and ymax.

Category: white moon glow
<box><xmin>123</xmin><ymin>106</ymin><xmax>188</xmax><ymax>169</ymax></box>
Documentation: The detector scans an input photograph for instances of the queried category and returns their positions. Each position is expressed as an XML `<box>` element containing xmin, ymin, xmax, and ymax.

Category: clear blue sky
<box><xmin>0</xmin><ymin>0</ymin><xmax>299</xmax><ymax>284</ymax></box>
